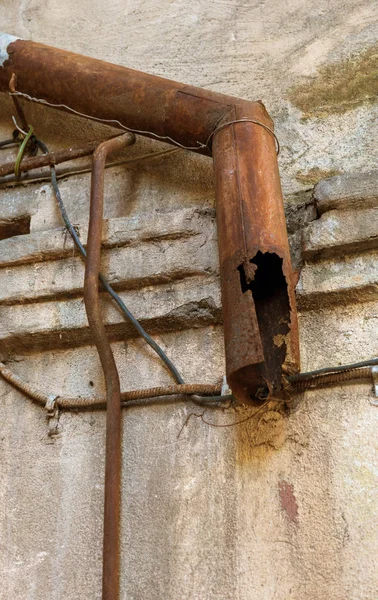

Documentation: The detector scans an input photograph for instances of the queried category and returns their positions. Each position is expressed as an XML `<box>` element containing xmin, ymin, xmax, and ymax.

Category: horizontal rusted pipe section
<box><xmin>0</xmin><ymin>139</ymin><xmax>106</xmax><ymax>177</ymax></box>
<box><xmin>0</xmin><ymin>34</ymin><xmax>268</xmax><ymax>154</ymax></box>
<box><xmin>84</xmin><ymin>133</ymin><xmax>134</xmax><ymax>600</ymax></box>
<box><xmin>0</xmin><ymin>33</ymin><xmax>300</xmax><ymax>403</ymax></box>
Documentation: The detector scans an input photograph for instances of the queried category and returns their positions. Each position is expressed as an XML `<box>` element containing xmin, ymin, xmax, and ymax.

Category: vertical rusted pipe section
<box><xmin>84</xmin><ymin>133</ymin><xmax>135</xmax><ymax>600</ymax></box>
<box><xmin>212</xmin><ymin>102</ymin><xmax>299</xmax><ymax>404</ymax></box>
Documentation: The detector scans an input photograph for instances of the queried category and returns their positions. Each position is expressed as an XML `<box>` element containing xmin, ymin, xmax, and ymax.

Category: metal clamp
<box><xmin>370</xmin><ymin>367</ymin><xmax>378</xmax><ymax>405</ymax></box>
<box><xmin>45</xmin><ymin>395</ymin><xmax>60</xmax><ymax>437</ymax></box>
<box><xmin>221</xmin><ymin>376</ymin><xmax>232</xmax><ymax>397</ymax></box>
<box><xmin>45</xmin><ymin>394</ymin><xmax>58</xmax><ymax>415</ymax></box>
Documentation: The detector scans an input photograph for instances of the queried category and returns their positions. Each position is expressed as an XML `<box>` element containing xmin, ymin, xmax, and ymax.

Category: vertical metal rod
<box><xmin>83</xmin><ymin>133</ymin><xmax>135</xmax><ymax>600</ymax></box>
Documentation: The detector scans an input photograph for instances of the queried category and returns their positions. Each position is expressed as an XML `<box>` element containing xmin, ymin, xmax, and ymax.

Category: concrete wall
<box><xmin>1</xmin><ymin>1</ymin><xmax>378</xmax><ymax>598</ymax></box>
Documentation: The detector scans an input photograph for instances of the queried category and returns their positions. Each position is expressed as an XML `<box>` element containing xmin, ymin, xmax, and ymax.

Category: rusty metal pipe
<box><xmin>84</xmin><ymin>133</ymin><xmax>134</xmax><ymax>600</ymax></box>
<box><xmin>0</xmin><ymin>34</ymin><xmax>300</xmax><ymax>404</ymax></box>
<box><xmin>0</xmin><ymin>139</ymin><xmax>109</xmax><ymax>177</ymax></box>
<box><xmin>0</xmin><ymin>35</ymin><xmax>266</xmax><ymax>154</ymax></box>
<box><xmin>212</xmin><ymin>110</ymin><xmax>299</xmax><ymax>403</ymax></box>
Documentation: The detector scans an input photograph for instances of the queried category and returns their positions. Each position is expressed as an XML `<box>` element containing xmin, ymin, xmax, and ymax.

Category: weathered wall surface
<box><xmin>1</xmin><ymin>2</ymin><xmax>378</xmax><ymax>599</ymax></box>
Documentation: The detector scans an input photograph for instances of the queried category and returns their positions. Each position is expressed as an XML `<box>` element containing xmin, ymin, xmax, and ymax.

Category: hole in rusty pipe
<box><xmin>0</xmin><ymin>216</ymin><xmax>30</xmax><ymax>240</ymax></box>
<box><xmin>238</xmin><ymin>251</ymin><xmax>290</xmax><ymax>393</ymax></box>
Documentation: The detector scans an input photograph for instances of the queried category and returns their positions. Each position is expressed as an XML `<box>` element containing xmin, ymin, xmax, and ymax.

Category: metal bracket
<box><xmin>221</xmin><ymin>376</ymin><xmax>232</xmax><ymax>397</ymax></box>
<box><xmin>45</xmin><ymin>394</ymin><xmax>60</xmax><ymax>436</ymax></box>
<box><xmin>45</xmin><ymin>394</ymin><xmax>57</xmax><ymax>415</ymax></box>
<box><xmin>370</xmin><ymin>366</ymin><xmax>378</xmax><ymax>405</ymax></box>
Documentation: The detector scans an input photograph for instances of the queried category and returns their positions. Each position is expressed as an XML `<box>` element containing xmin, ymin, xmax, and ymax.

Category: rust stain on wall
<box><xmin>278</xmin><ymin>480</ymin><xmax>298</xmax><ymax>522</ymax></box>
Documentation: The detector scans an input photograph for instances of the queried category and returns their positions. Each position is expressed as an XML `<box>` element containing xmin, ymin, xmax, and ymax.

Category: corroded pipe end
<box><xmin>213</xmin><ymin>107</ymin><xmax>300</xmax><ymax>405</ymax></box>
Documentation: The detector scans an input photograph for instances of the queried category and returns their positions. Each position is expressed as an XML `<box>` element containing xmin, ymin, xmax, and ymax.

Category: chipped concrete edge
<box><xmin>0</xmin><ymin>33</ymin><xmax>21</xmax><ymax>67</ymax></box>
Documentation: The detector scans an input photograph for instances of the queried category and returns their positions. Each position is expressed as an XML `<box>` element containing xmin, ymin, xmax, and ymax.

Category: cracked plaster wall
<box><xmin>1</xmin><ymin>1</ymin><xmax>378</xmax><ymax>599</ymax></box>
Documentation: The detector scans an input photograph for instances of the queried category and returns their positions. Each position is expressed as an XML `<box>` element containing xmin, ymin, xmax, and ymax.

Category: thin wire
<box><xmin>9</xmin><ymin>91</ymin><xmax>207</xmax><ymax>152</ymax></box>
<box><xmin>200</xmin><ymin>399</ymin><xmax>270</xmax><ymax>427</ymax></box>
<box><xmin>0</xmin><ymin>138</ymin><xmax>18</xmax><ymax>148</ymax></box>
<box><xmin>0</xmin><ymin>148</ymin><xmax>181</xmax><ymax>188</ymax></box>
<box><xmin>9</xmin><ymin>92</ymin><xmax>280</xmax><ymax>157</ymax></box>
<box><xmin>206</xmin><ymin>118</ymin><xmax>280</xmax><ymax>155</ymax></box>
<box><xmin>36</xmin><ymin>138</ymin><xmax>185</xmax><ymax>385</ymax></box>
<box><xmin>11</xmin><ymin>116</ymin><xmax>28</xmax><ymax>137</ymax></box>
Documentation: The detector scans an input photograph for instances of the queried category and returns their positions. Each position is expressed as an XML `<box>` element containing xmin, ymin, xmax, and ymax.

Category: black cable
<box><xmin>36</xmin><ymin>139</ymin><xmax>184</xmax><ymax>385</ymax></box>
<box><xmin>0</xmin><ymin>129</ymin><xmax>23</xmax><ymax>149</ymax></box>
<box><xmin>0</xmin><ymin>138</ymin><xmax>18</xmax><ymax>148</ymax></box>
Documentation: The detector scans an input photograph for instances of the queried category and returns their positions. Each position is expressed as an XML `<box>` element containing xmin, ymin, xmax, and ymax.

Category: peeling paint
<box><xmin>0</xmin><ymin>33</ymin><xmax>20</xmax><ymax>67</ymax></box>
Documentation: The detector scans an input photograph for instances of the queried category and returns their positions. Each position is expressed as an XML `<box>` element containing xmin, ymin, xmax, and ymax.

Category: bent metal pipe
<box><xmin>0</xmin><ymin>34</ymin><xmax>300</xmax><ymax>404</ymax></box>
<box><xmin>84</xmin><ymin>133</ymin><xmax>135</xmax><ymax>600</ymax></box>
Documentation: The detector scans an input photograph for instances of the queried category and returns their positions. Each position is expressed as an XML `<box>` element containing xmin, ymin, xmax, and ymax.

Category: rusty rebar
<box><xmin>83</xmin><ymin>133</ymin><xmax>134</xmax><ymax>600</ymax></box>
<box><xmin>0</xmin><ymin>362</ymin><xmax>222</xmax><ymax>408</ymax></box>
<box><xmin>1</xmin><ymin>359</ymin><xmax>376</xmax><ymax>411</ymax></box>
<box><xmin>286</xmin><ymin>367</ymin><xmax>372</xmax><ymax>391</ymax></box>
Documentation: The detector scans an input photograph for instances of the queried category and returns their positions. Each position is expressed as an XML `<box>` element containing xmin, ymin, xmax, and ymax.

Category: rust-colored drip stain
<box><xmin>278</xmin><ymin>480</ymin><xmax>298</xmax><ymax>522</ymax></box>
<box><xmin>236</xmin><ymin>407</ymin><xmax>288</xmax><ymax>465</ymax></box>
